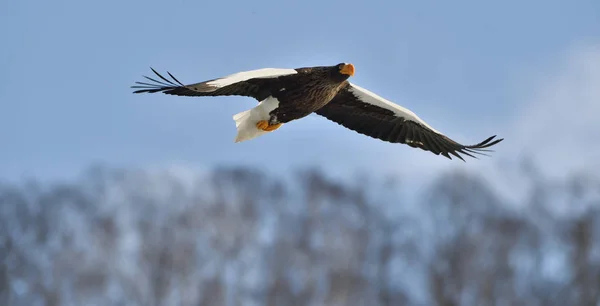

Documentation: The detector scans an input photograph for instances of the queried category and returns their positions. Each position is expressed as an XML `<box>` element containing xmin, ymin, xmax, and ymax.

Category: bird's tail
<box><xmin>233</xmin><ymin>97</ymin><xmax>283</xmax><ymax>143</ymax></box>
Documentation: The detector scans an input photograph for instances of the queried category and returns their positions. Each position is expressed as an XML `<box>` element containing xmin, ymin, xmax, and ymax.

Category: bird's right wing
<box><xmin>131</xmin><ymin>67</ymin><xmax>298</xmax><ymax>101</ymax></box>
<box><xmin>316</xmin><ymin>82</ymin><xmax>503</xmax><ymax>161</ymax></box>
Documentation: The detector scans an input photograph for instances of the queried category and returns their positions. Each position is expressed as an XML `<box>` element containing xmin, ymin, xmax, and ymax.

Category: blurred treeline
<box><xmin>1</xmin><ymin>162</ymin><xmax>599</xmax><ymax>306</ymax></box>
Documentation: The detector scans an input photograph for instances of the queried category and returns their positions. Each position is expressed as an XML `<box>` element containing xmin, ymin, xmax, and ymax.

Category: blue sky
<box><xmin>1</xmin><ymin>0</ymin><xmax>599</xmax><ymax>183</ymax></box>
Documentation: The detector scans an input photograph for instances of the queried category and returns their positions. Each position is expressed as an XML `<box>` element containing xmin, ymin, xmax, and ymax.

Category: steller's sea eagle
<box><xmin>131</xmin><ymin>63</ymin><xmax>503</xmax><ymax>161</ymax></box>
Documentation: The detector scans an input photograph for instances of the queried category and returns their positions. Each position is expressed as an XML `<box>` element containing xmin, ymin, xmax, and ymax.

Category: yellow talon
<box><xmin>256</xmin><ymin>120</ymin><xmax>282</xmax><ymax>131</ymax></box>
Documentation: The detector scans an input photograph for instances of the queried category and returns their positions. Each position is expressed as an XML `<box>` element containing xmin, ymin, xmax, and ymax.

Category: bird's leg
<box><xmin>256</xmin><ymin>115</ymin><xmax>282</xmax><ymax>132</ymax></box>
<box><xmin>268</xmin><ymin>115</ymin><xmax>279</xmax><ymax>126</ymax></box>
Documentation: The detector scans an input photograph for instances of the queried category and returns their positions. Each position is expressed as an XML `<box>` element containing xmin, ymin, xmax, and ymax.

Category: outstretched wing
<box><xmin>316</xmin><ymin>82</ymin><xmax>503</xmax><ymax>161</ymax></box>
<box><xmin>131</xmin><ymin>67</ymin><xmax>298</xmax><ymax>101</ymax></box>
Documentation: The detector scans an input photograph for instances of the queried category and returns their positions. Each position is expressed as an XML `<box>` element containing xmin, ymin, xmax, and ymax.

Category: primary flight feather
<box><xmin>131</xmin><ymin>63</ymin><xmax>503</xmax><ymax>161</ymax></box>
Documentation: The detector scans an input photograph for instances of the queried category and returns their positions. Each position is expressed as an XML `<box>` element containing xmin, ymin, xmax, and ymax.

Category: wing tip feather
<box><xmin>131</xmin><ymin>67</ymin><xmax>184</xmax><ymax>94</ymax></box>
<box><xmin>451</xmin><ymin>134</ymin><xmax>504</xmax><ymax>161</ymax></box>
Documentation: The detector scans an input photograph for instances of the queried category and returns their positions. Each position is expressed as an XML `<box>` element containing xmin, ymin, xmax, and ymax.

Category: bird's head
<box><xmin>330</xmin><ymin>63</ymin><xmax>355</xmax><ymax>81</ymax></box>
<box><xmin>338</xmin><ymin>63</ymin><xmax>355</xmax><ymax>76</ymax></box>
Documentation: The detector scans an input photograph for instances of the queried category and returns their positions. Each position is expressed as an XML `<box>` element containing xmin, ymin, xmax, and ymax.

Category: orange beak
<box><xmin>340</xmin><ymin>63</ymin><xmax>355</xmax><ymax>76</ymax></box>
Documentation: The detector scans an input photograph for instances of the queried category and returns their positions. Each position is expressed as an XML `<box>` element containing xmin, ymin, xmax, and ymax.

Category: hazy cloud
<box><xmin>507</xmin><ymin>42</ymin><xmax>600</xmax><ymax>178</ymax></box>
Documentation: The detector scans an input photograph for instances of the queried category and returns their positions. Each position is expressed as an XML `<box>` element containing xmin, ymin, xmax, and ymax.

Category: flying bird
<box><xmin>131</xmin><ymin>63</ymin><xmax>503</xmax><ymax>161</ymax></box>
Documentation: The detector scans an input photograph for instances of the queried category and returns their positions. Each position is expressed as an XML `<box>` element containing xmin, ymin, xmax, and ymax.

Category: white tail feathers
<box><xmin>233</xmin><ymin>96</ymin><xmax>283</xmax><ymax>143</ymax></box>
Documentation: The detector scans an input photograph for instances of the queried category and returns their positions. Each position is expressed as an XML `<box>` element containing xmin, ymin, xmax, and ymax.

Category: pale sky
<box><xmin>1</xmin><ymin>0</ymin><xmax>599</xmax><ymax>183</ymax></box>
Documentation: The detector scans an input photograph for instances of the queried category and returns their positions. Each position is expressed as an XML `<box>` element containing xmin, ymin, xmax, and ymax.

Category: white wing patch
<box><xmin>232</xmin><ymin>96</ymin><xmax>283</xmax><ymax>143</ymax></box>
<box><xmin>206</xmin><ymin>68</ymin><xmax>298</xmax><ymax>89</ymax></box>
<box><xmin>347</xmin><ymin>82</ymin><xmax>443</xmax><ymax>135</ymax></box>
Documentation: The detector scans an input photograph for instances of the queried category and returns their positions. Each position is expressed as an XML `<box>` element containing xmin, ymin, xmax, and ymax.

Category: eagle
<box><xmin>131</xmin><ymin>63</ymin><xmax>503</xmax><ymax>161</ymax></box>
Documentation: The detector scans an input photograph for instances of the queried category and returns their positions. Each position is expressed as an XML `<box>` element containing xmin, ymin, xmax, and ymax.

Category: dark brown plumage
<box><xmin>131</xmin><ymin>63</ymin><xmax>503</xmax><ymax>160</ymax></box>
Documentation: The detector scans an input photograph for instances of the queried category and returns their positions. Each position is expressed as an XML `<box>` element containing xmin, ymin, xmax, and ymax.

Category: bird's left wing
<box><xmin>131</xmin><ymin>67</ymin><xmax>298</xmax><ymax>101</ymax></box>
<box><xmin>315</xmin><ymin>82</ymin><xmax>503</xmax><ymax>161</ymax></box>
